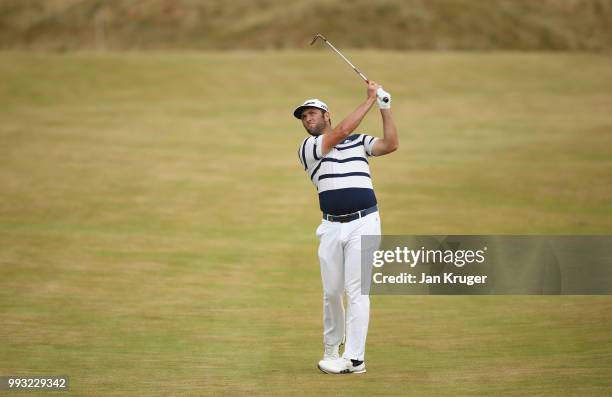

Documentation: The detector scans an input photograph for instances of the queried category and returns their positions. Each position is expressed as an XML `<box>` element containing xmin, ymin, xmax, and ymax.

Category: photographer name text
<box><xmin>373</xmin><ymin>272</ymin><xmax>487</xmax><ymax>285</ymax></box>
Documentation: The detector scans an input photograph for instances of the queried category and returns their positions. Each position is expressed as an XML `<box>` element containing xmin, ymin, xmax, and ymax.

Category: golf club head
<box><xmin>310</xmin><ymin>33</ymin><xmax>327</xmax><ymax>46</ymax></box>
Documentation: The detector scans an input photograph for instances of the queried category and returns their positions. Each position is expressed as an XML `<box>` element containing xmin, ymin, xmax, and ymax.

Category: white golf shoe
<box><xmin>317</xmin><ymin>358</ymin><xmax>366</xmax><ymax>374</ymax></box>
<box><xmin>322</xmin><ymin>344</ymin><xmax>339</xmax><ymax>361</ymax></box>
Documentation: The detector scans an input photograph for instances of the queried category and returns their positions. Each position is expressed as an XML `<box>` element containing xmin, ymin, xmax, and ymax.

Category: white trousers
<box><xmin>315</xmin><ymin>211</ymin><xmax>381</xmax><ymax>361</ymax></box>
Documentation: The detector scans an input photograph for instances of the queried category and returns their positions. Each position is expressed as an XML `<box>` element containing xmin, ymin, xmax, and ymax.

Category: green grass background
<box><xmin>1</xmin><ymin>51</ymin><xmax>611</xmax><ymax>396</ymax></box>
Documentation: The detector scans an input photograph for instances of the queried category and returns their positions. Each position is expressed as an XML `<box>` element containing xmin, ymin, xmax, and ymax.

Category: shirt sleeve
<box><xmin>362</xmin><ymin>134</ymin><xmax>380</xmax><ymax>157</ymax></box>
<box><xmin>297</xmin><ymin>135</ymin><xmax>323</xmax><ymax>170</ymax></box>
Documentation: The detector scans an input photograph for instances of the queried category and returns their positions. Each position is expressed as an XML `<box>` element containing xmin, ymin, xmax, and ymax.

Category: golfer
<box><xmin>294</xmin><ymin>81</ymin><xmax>398</xmax><ymax>374</ymax></box>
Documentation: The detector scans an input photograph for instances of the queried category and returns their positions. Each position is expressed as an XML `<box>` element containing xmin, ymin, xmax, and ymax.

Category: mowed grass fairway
<box><xmin>1</xmin><ymin>51</ymin><xmax>611</xmax><ymax>396</ymax></box>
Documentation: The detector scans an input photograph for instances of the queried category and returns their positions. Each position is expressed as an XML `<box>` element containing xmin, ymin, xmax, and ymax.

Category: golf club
<box><xmin>310</xmin><ymin>33</ymin><xmax>389</xmax><ymax>103</ymax></box>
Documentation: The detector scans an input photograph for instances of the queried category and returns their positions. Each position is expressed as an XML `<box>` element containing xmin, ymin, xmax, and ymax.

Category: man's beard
<box><xmin>306</xmin><ymin>120</ymin><xmax>326</xmax><ymax>135</ymax></box>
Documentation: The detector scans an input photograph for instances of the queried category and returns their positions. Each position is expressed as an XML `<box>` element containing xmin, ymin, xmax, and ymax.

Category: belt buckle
<box><xmin>342</xmin><ymin>212</ymin><xmax>357</xmax><ymax>223</ymax></box>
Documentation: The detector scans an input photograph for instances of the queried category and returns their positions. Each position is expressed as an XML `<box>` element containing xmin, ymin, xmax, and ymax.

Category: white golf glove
<box><xmin>376</xmin><ymin>87</ymin><xmax>391</xmax><ymax>109</ymax></box>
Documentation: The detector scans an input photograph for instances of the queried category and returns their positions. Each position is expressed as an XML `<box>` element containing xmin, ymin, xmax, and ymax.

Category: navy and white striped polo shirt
<box><xmin>298</xmin><ymin>133</ymin><xmax>380</xmax><ymax>216</ymax></box>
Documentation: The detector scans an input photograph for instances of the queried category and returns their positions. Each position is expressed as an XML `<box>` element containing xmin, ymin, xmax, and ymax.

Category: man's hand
<box><xmin>367</xmin><ymin>80</ymin><xmax>380</xmax><ymax>99</ymax></box>
<box><xmin>376</xmin><ymin>87</ymin><xmax>391</xmax><ymax>110</ymax></box>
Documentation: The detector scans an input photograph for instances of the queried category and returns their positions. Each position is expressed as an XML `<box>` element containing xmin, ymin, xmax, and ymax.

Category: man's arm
<box><xmin>321</xmin><ymin>81</ymin><xmax>379</xmax><ymax>156</ymax></box>
<box><xmin>371</xmin><ymin>107</ymin><xmax>398</xmax><ymax>156</ymax></box>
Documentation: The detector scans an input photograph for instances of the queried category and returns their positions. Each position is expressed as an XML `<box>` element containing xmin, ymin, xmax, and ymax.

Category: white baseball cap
<box><xmin>293</xmin><ymin>98</ymin><xmax>329</xmax><ymax>119</ymax></box>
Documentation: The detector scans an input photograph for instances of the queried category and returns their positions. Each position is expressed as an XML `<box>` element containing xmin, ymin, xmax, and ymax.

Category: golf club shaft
<box><xmin>314</xmin><ymin>34</ymin><xmax>389</xmax><ymax>103</ymax></box>
<box><xmin>322</xmin><ymin>40</ymin><xmax>369</xmax><ymax>83</ymax></box>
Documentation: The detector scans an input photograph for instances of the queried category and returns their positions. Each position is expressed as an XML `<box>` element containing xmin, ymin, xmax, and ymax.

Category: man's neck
<box><xmin>321</xmin><ymin>126</ymin><xmax>333</xmax><ymax>135</ymax></box>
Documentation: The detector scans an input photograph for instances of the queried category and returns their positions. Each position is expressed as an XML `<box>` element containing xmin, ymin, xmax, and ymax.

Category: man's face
<box><xmin>301</xmin><ymin>108</ymin><xmax>329</xmax><ymax>136</ymax></box>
